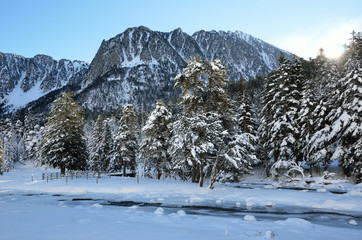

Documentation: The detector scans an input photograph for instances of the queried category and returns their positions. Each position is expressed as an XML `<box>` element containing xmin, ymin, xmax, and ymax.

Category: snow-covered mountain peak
<box><xmin>0</xmin><ymin>53</ymin><xmax>89</xmax><ymax>113</ymax></box>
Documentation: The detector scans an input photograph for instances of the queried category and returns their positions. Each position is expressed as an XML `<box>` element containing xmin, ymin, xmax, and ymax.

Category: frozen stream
<box><xmin>1</xmin><ymin>166</ymin><xmax>362</xmax><ymax>240</ymax></box>
<box><xmin>1</xmin><ymin>190</ymin><xmax>361</xmax><ymax>231</ymax></box>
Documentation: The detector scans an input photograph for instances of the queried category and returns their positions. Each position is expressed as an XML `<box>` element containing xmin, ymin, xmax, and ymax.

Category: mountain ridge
<box><xmin>0</xmin><ymin>26</ymin><xmax>295</xmax><ymax>115</ymax></box>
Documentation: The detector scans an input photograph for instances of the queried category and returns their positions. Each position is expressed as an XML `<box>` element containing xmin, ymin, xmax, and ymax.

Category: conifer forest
<box><xmin>0</xmin><ymin>32</ymin><xmax>361</xmax><ymax>186</ymax></box>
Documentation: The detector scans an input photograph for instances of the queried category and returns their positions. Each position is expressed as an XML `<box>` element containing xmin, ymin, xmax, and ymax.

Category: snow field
<box><xmin>0</xmin><ymin>165</ymin><xmax>362</xmax><ymax>240</ymax></box>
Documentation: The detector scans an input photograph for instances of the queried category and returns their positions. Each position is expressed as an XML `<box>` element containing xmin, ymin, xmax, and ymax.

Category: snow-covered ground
<box><xmin>0</xmin><ymin>163</ymin><xmax>361</xmax><ymax>240</ymax></box>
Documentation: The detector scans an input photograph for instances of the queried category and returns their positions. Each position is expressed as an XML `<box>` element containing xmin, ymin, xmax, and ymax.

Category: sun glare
<box><xmin>324</xmin><ymin>45</ymin><xmax>346</xmax><ymax>59</ymax></box>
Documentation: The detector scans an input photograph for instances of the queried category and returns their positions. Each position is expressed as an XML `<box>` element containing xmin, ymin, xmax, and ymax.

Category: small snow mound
<box><xmin>157</xmin><ymin>198</ymin><xmax>165</xmax><ymax>202</ymax></box>
<box><xmin>245</xmin><ymin>197</ymin><xmax>256</xmax><ymax>207</ymax></box>
<box><xmin>317</xmin><ymin>188</ymin><xmax>327</xmax><ymax>193</ymax></box>
<box><xmin>349</xmin><ymin>220</ymin><xmax>358</xmax><ymax>226</ymax></box>
<box><xmin>277</xmin><ymin>218</ymin><xmax>311</xmax><ymax>226</ymax></box>
<box><xmin>348</xmin><ymin>190</ymin><xmax>362</xmax><ymax>196</ymax></box>
<box><xmin>154</xmin><ymin>207</ymin><xmax>164</xmax><ymax>215</ymax></box>
<box><xmin>265</xmin><ymin>201</ymin><xmax>275</xmax><ymax>207</ymax></box>
<box><xmin>216</xmin><ymin>199</ymin><xmax>222</xmax><ymax>205</ymax></box>
<box><xmin>264</xmin><ymin>230</ymin><xmax>277</xmax><ymax>239</ymax></box>
<box><xmin>91</xmin><ymin>203</ymin><xmax>103</xmax><ymax>208</ymax></box>
<box><xmin>129</xmin><ymin>205</ymin><xmax>138</xmax><ymax>209</ymax></box>
<box><xmin>236</xmin><ymin>201</ymin><xmax>241</xmax><ymax>207</ymax></box>
<box><xmin>243</xmin><ymin>215</ymin><xmax>256</xmax><ymax>221</ymax></box>
<box><xmin>177</xmin><ymin>210</ymin><xmax>186</xmax><ymax>217</ymax></box>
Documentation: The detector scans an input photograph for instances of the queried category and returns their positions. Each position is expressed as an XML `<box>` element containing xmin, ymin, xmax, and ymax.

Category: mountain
<box><xmin>0</xmin><ymin>52</ymin><xmax>89</xmax><ymax>114</ymax></box>
<box><xmin>0</xmin><ymin>26</ymin><xmax>294</xmax><ymax>116</ymax></box>
<box><xmin>76</xmin><ymin>26</ymin><xmax>294</xmax><ymax>113</ymax></box>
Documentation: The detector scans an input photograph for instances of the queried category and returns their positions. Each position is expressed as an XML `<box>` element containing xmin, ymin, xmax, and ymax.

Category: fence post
<box><xmin>96</xmin><ymin>172</ymin><xmax>99</xmax><ymax>184</ymax></box>
<box><xmin>46</xmin><ymin>174</ymin><xmax>48</xmax><ymax>183</ymax></box>
<box><xmin>137</xmin><ymin>172</ymin><xmax>139</xmax><ymax>184</ymax></box>
<box><xmin>31</xmin><ymin>174</ymin><xmax>34</xmax><ymax>182</ymax></box>
<box><xmin>66</xmin><ymin>173</ymin><xmax>68</xmax><ymax>185</ymax></box>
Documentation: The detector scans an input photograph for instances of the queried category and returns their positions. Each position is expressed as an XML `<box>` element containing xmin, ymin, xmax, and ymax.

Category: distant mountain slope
<box><xmin>0</xmin><ymin>26</ymin><xmax>294</xmax><ymax>115</ymax></box>
<box><xmin>0</xmin><ymin>52</ymin><xmax>88</xmax><ymax>114</ymax></box>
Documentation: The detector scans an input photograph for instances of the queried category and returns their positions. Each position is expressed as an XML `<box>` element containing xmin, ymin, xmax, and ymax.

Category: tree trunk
<box><xmin>209</xmin><ymin>154</ymin><xmax>220</xmax><ymax>189</ymax></box>
<box><xmin>60</xmin><ymin>165</ymin><xmax>66</xmax><ymax>175</ymax></box>
<box><xmin>191</xmin><ymin>160</ymin><xmax>197</xmax><ymax>183</ymax></box>
<box><xmin>123</xmin><ymin>160</ymin><xmax>127</xmax><ymax>177</ymax></box>
<box><xmin>156</xmin><ymin>159</ymin><xmax>161</xmax><ymax>180</ymax></box>
<box><xmin>309</xmin><ymin>164</ymin><xmax>313</xmax><ymax>177</ymax></box>
<box><xmin>199</xmin><ymin>163</ymin><xmax>204</xmax><ymax>187</ymax></box>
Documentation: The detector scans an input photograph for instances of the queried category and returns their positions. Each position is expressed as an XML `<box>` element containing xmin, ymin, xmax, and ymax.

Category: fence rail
<box><xmin>39</xmin><ymin>170</ymin><xmax>139</xmax><ymax>184</ymax></box>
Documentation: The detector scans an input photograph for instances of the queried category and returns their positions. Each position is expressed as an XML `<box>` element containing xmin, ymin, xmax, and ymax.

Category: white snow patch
<box><xmin>243</xmin><ymin>215</ymin><xmax>256</xmax><ymax>221</ymax></box>
<box><xmin>348</xmin><ymin>190</ymin><xmax>362</xmax><ymax>196</ymax></box>
<box><xmin>91</xmin><ymin>203</ymin><xmax>103</xmax><ymax>208</ymax></box>
<box><xmin>349</xmin><ymin>220</ymin><xmax>358</xmax><ymax>226</ymax></box>
<box><xmin>276</xmin><ymin>218</ymin><xmax>312</xmax><ymax>226</ymax></box>
<box><xmin>177</xmin><ymin>210</ymin><xmax>186</xmax><ymax>217</ymax></box>
<box><xmin>317</xmin><ymin>188</ymin><xmax>327</xmax><ymax>193</ymax></box>
<box><xmin>4</xmin><ymin>73</ymin><xmax>46</xmax><ymax>109</ymax></box>
<box><xmin>154</xmin><ymin>207</ymin><xmax>164</xmax><ymax>215</ymax></box>
<box><xmin>264</xmin><ymin>230</ymin><xmax>275</xmax><ymax>239</ymax></box>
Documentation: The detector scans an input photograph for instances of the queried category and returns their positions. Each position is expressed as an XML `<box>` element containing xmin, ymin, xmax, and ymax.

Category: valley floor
<box><xmin>0</xmin><ymin>164</ymin><xmax>361</xmax><ymax>240</ymax></box>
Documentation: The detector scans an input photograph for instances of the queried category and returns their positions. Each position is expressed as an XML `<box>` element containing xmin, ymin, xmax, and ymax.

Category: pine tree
<box><xmin>260</xmin><ymin>59</ymin><xmax>303</xmax><ymax>179</ymax></box>
<box><xmin>3</xmin><ymin>127</ymin><xmax>18</xmax><ymax>171</ymax></box>
<box><xmin>171</xmin><ymin>56</ymin><xmax>207</xmax><ymax>184</ymax></box>
<box><xmin>102</xmin><ymin>121</ymin><xmax>114</xmax><ymax>170</ymax></box>
<box><xmin>41</xmin><ymin>92</ymin><xmax>87</xmax><ymax>174</ymax></box>
<box><xmin>171</xmin><ymin>57</ymin><xmax>256</xmax><ymax>188</ymax></box>
<box><xmin>328</xmin><ymin>32</ymin><xmax>362</xmax><ymax>182</ymax></box>
<box><xmin>0</xmin><ymin>140</ymin><xmax>3</xmax><ymax>174</ymax></box>
<box><xmin>112</xmin><ymin>105</ymin><xmax>138</xmax><ymax>176</ymax></box>
<box><xmin>88</xmin><ymin>115</ymin><xmax>105</xmax><ymax>171</ymax></box>
<box><xmin>303</xmin><ymin>51</ymin><xmax>340</xmax><ymax>174</ymax></box>
<box><xmin>139</xmin><ymin>100</ymin><xmax>172</xmax><ymax>179</ymax></box>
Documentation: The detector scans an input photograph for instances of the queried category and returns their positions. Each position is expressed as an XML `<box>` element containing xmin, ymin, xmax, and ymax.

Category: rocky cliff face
<box><xmin>77</xmin><ymin>26</ymin><xmax>294</xmax><ymax>113</ymax></box>
<box><xmin>0</xmin><ymin>52</ymin><xmax>88</xmax><ymax>113</ymax></box>
<box><xmin>1</xmin><ymin>26</ymin><xmax>294</xmax><ymax>115</ymax></box>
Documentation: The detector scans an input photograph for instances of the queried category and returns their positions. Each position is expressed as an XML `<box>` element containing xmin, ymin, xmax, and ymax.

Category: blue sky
<box><xmin>1</xmin><ymin>0</ymin><xmax>361</xmax><ymax>62</ymax></box>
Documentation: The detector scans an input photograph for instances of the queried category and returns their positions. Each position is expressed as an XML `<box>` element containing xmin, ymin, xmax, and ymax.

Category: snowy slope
<box><xmin>0</xmin><ymin>53</ymin><xmax>89</xmax><ymax>113</ymax></box>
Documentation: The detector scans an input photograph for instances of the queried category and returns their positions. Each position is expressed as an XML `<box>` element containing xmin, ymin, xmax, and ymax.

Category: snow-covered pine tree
<box><xmin>112</xmin><ymin>105</ymin><xmax>138</xmax><ymax>176</ymax></box>
<box><xmin>89</xmin><ymin>115</ymin><xmax>107</xmax><ymax>171</ymax></box>
<box><xmin>41</xmin><ymin>92</ymin><xmax>87</xmax><ymax>174</ymax></box>
<box><xmin>303</xmin><ymin>51</ymin><xmax>341</xmax><ymax>174</ymax></box>
<box><xmin>139</xmin><ymin>100</ymin><xmax>172</xmax><ymax>179</ymax></box>
<box><xmin>259</xmin><ymin>60</ymin><xmax>285</xmax><ymax>175</ymax></box>
<box><xmin>261</xmin><ymin>59</ymin><xmax>303</xmax><ymax>179</ymax></box>
<box><xmin>205</xmin><ymin>59</ymin><xmax>257</xmax><ymax>188</ymax></box>
<box><xmin>102</xmin><ymin>121</ymin><xmax>114</xmax><ymax>170</ymax></box>
<box><xmin>170</xmin><ymin>56</ymin><xmax>207</xmax><ymax>184</ymax></box>
<box><xmin>3</xmin><ymin>127</ymin><xmax>18</xmax><ymax>171</ymax></box>
<box><xmin>0</xmin><ymin>139</ymin><xmax>3</xmax><ymax>174</ymax></box>
<box><xmin>328</xmin><ymin>32</ymin><xmax>362</xmax><ymax>182</ymax></box>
